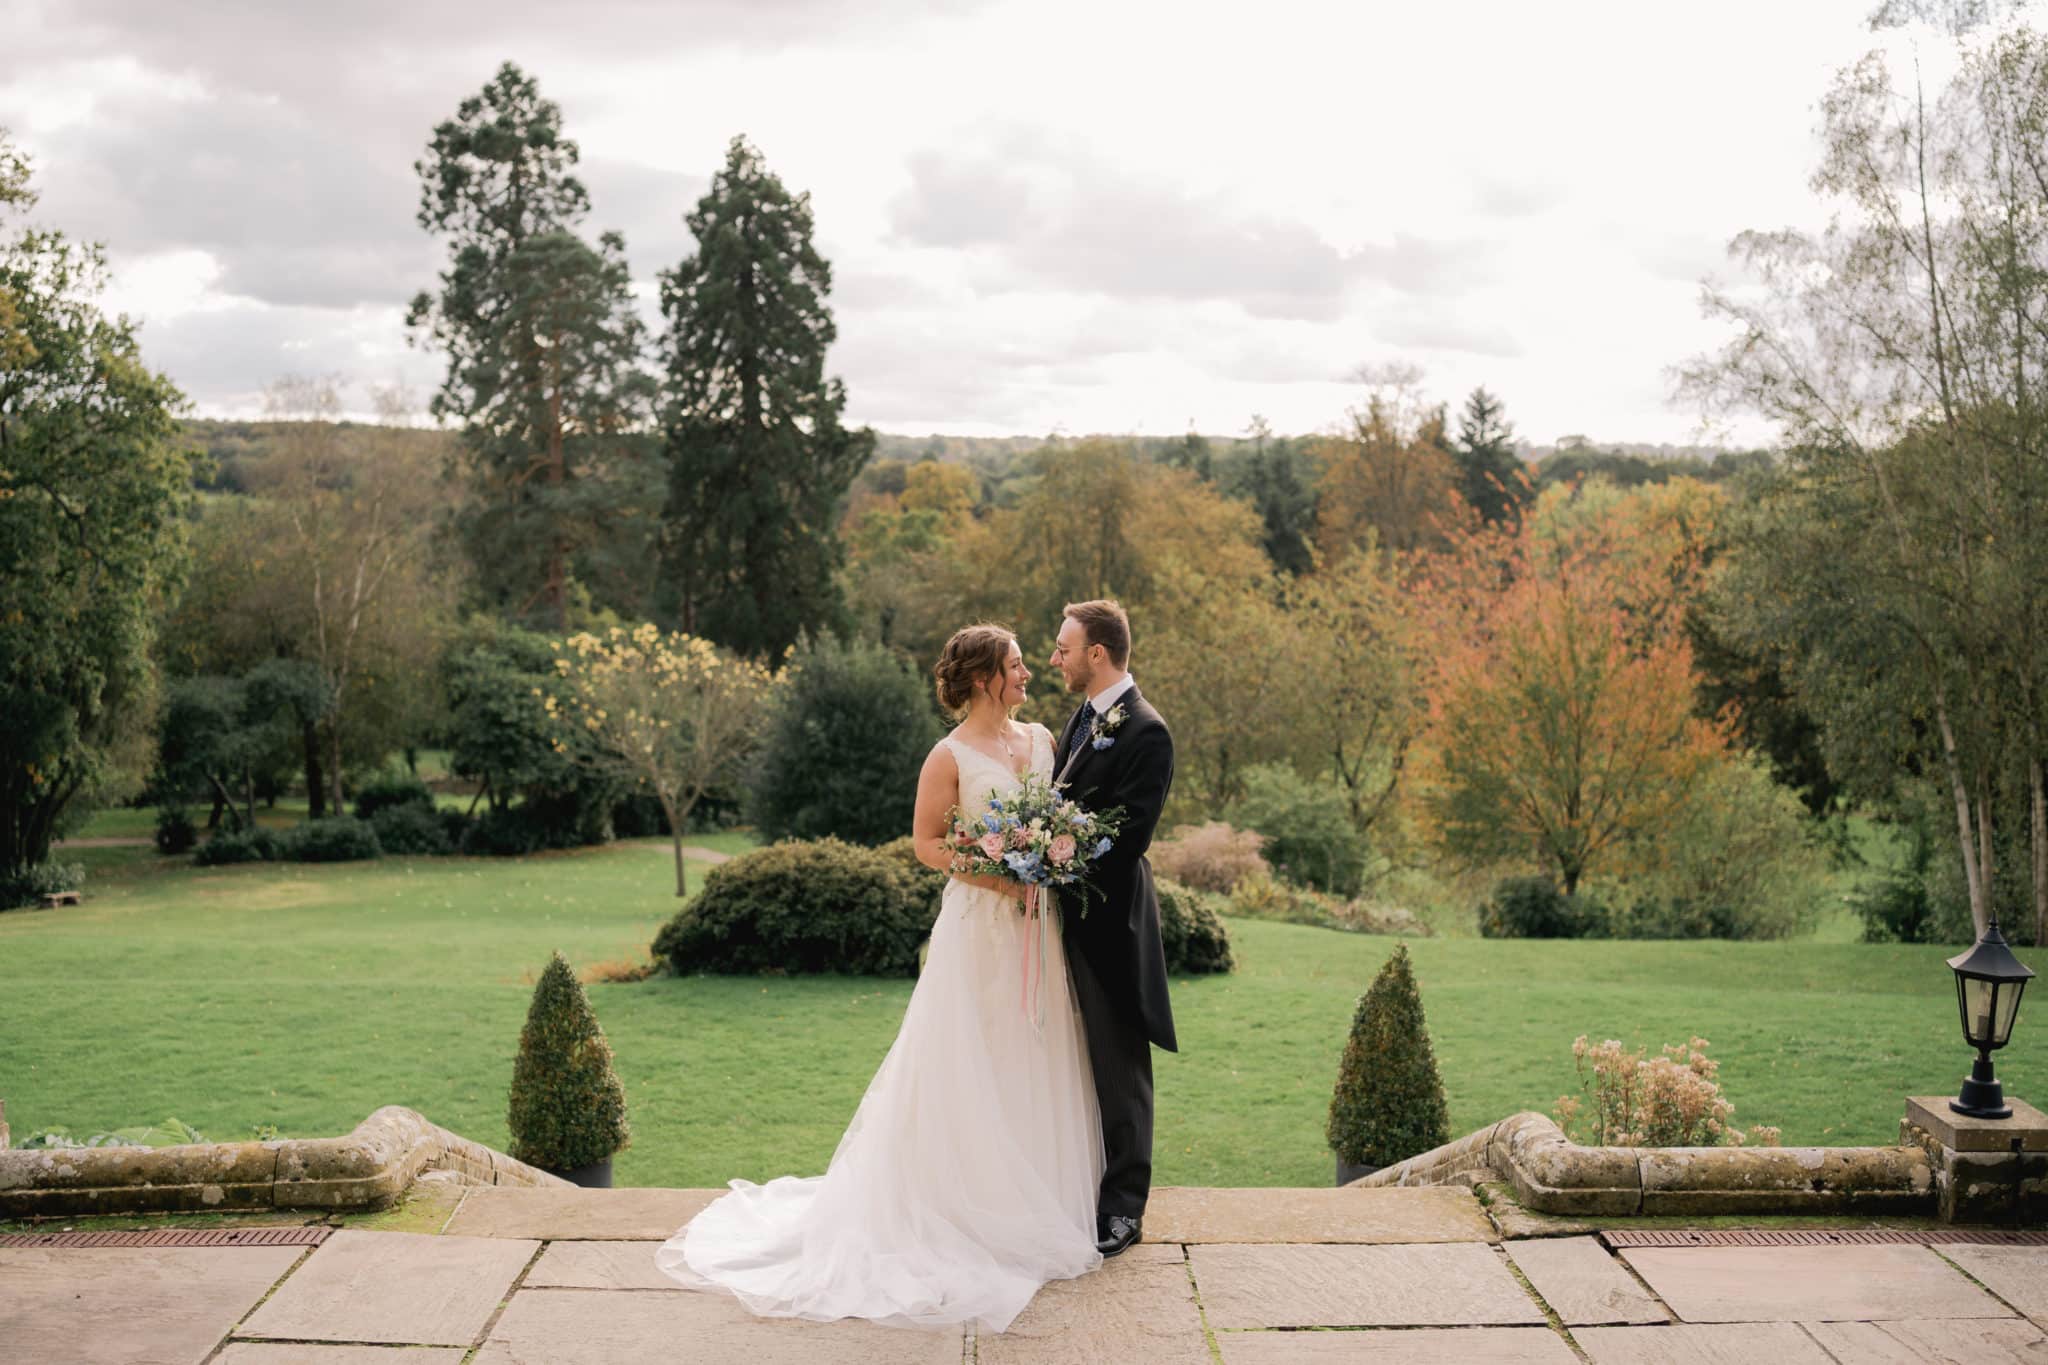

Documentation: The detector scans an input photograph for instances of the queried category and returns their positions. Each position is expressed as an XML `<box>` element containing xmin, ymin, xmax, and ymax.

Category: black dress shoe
<box><xmin>1095</xmin><ymin>1214</ymin><xmax>1141</xmax><ymax>1258</ymax></box>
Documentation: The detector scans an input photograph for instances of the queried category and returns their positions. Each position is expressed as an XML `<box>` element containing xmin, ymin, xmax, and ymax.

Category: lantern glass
<box><xmin>1956</xmin><ymin>974</ymin><xmax>2027</xmax><ymax>1050</ymax></box>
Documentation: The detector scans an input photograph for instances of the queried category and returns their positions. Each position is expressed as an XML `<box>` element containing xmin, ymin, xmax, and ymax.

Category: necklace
<box><xmin>964</xmin><ymin>721</ymin><xmax>1022</xmax><ymax>772</ymax></box>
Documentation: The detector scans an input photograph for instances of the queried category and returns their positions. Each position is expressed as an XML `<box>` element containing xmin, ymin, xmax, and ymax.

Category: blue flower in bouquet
<box><xmin>1004</xmin><ymin>850</ymin><xmax>1045</xmax><ymax>883</ymax></box>
<box><xmin>1093</xmin><ymin>837</ymin><xmax>1113</xmax><ymax>857</ymax></box>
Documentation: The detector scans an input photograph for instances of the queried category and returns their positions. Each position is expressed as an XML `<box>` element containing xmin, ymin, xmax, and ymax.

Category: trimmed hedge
<box><xmin>193</xmin><ymin>826</ymin><xmax>283</xmax><ymax>866</ymax></box>
<box><xmin>277</xmin><ymin>815</ymin><xmax>381</xmax><ymax>863</ymax></box>
<box><xmin>193</xmin><ymin>817</ymin><xmax>382</xmax><ymax>866</ymax></box>
<box><xmin>507</xmin><ymin>951</ymin><xmax>630</xmax><ymax>1172</ymax></box>
<box><xmin>1156</xmin><ymin>879</ymin><xmax>1235</xmax><ymax>975</ymax></box>
<box><xmin>352</xmin><ymin>773</ymin><xmax>434</xmax><ymax>821</ymax></box>
<box><xmin>371</xmin><ymin>803</ymin><xmax>454</xmax><ymax>856</ymax></box>
<box><xmin>653</xmin><ymin>839</ymin><xmax>939</xmax><ymax>977</ymax></box>
<box><xmin>1327</xmin><ymin>943</ymin><xmax>1450</xmax><ymax>1169</ymax></box>
<box><xmin>1479</xmin><ymin>876</ymin><xmax>1599</xmax><ymax>939</ymax></box>
<box><xmin>155</xmin><ymin>807</ymin><xmax>198</xmax><ymax>855</ymax></box>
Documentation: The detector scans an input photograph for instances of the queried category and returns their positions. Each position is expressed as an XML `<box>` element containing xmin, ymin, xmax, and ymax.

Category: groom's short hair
<box><xmin>1063</xmin><ymin>599</ymin><xmax>1130</xmax><ymax>668</ymax></box>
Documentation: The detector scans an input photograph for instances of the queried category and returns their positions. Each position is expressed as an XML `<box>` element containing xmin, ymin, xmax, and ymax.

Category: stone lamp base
<box><xmin>1903</xmin><ymin>1096</ymin><xmax>2048</xmax><ymax>1224</ymax></box>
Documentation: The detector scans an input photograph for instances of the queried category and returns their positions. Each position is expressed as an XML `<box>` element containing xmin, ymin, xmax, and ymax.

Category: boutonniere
<box><xmin>1090</xmin><ymin>703</ymin><xmax>1129</xmax><ymax>751</ymax></box>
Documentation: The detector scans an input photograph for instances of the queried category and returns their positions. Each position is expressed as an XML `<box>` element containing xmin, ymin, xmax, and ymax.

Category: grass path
<box><xmin>1</xmin><ymin>833</ymin><xmax>2031</xmax><ymax>1189</ymax></box>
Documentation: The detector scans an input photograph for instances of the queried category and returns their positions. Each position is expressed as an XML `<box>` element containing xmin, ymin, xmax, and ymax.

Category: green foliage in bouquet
<box><xmin>1327</xmin><ymin>943</ymin><xmax>1450</xmax><ymax>1168</ymax></box>
<box><xmin>507</xmin><ymin>951</ymin><xmax>631</xmax><ymax>1172</ymax></box>
<box><xmin>652</xmin><ymin>839</ymin><xmax>938</xmax><ymax>977</ymax></box>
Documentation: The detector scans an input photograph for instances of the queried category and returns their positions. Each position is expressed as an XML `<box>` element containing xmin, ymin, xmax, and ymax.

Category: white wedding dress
<box><xmin>654</xmin><ymin>723</ymin><xmax>1104</xmax><ymax>1333</ymax></box>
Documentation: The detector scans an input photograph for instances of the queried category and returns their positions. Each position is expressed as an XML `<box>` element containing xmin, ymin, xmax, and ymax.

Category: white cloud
<box><xmin>0</xmin><ymin>0</ymin><xmax>1922</xmax><ymax>445</ymax></box>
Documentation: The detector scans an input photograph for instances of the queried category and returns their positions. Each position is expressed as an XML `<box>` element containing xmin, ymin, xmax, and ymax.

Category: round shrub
<box><xmin>1230</xmin><ymin>764</ymin><xmax>1370</xmax><ymax>896</ymax></box>
<box><xmin>1479</xmin><ymin>876</ymin><xmax>1600</xmax><ymax>939</ymax></box>
<box><xmin>876</xmin><ymin>835</ymin><xmax>947</xmax><ymax>919</ymax></box>
<box><xmin>277</xmin><ymin>815</ymin><xmax>381</xmax><ymax>863</ymax></box>
<box><xmin>371</xmin><ymin>802</ymin><xmax>453</xmax><ymax>856</ymax></box>
<box><xmin>746</xmin><ymin>637</ymin><xmax>944</xmax><ymax>847</ymax></box>
<box><xmin>1327</xmin><ymin>943</ymin><xmax>1450</xmax><ymax>1170</ymax></box>
<box><xmin>507</xmin><ymin>951</ymin><xmax>631</xmax><ymax>1172</ymax></box>
<box><xmin>352</xmin><ymin>772</ymin><xmax>434</xmax><ymax>822</ymax></box>
<box><xmin>194</xmin><ymin>827</ymin><xmax>281</xmax><ymax>866</ymax></box>
<box><xmin>1150</xmin><ymin>821</ymin><xmax>1269</xmax><ymax>894</ymax></box>
<box><xmin>154</xmin><ymin>807</ymin><xmax>198</xmax><ymax>856</ymax></box>
<box><xmin>652</xmin><ymin>839</ymin><xmax>938</xmax><ymax>977</ymax></box>
<box><xmin>1156</xmin><ymin>879</ymin><xmax>1234</xmax><ymax>975</ymax></box>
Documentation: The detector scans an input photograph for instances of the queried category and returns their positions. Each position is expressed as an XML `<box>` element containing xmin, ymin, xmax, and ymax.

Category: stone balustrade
<box><xmin>0</xmin><ymin>1106</ymin><xmax>569</xmax><ymax>1218</ymax></box>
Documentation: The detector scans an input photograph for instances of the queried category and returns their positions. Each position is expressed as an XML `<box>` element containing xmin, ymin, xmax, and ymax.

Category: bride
<box><xmin>654</xmin><ymin>623</ymin><xmax>1105</xmax><ymax>1332</ymax></box>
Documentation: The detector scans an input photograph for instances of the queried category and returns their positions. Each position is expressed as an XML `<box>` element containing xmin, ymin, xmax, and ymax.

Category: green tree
<box><xmin>657</xmin><ymin>136</ymin><xmax>874</xmax><ymax>658</ymax></box>
<box><xmin>747</xmin><ymin>636</ymin><xmax>942</xmax><ymax>847</ymax></box>
<box><xmin>1452</xmin><ymin>385</ymin><xmax>1526</xmax><ymax>525</ymax></box>
<box><xmin>1680</xmin><ymin>11</ymin><xmax>2048</xmax><ymax>939</ymax></box>
<box><xmin>1162</xmin><ymin>424</ymin><xmax>1214</xmax><ymax>480</ymax></box>
<box><xmin>1231</xmin><ymin>442</ymin><xmax>1316</xmax><ymax>577</ymax></box>
<box><xmin>408</xmin><ymin>63</ymin><xmax>653</xmax><ymax>630</ymax></box>
<box><xmin>0</xmin><ymin>132</ymin><xmax>192</xmax><ymax>881</ymax></box>
<box><xmin>257</xmin><ymin>377</ymin><xmax>458</xmax><ymax>815</ymax></box>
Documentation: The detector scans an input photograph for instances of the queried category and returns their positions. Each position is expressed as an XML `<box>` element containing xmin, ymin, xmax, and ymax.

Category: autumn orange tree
<box><xmin>1413</xmin><ymin>482</ymin><xmax>1730</xmax><ymax>894</ymax></box>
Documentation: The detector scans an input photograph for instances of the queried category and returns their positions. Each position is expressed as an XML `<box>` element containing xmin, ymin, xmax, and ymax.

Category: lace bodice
<box><xmin>942</xmin><ymin>725</ymin><xmax>1053</xmax><ymax>824</ymax></box>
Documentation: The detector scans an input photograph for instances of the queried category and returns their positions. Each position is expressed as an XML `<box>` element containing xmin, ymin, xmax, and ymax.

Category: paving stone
<box><xmin>0</xmin><ymin>1245</ymin><xmax>301</xmax><ymax>1365</ymax></box>
<box><xmin>1147</xmin><ymin>1185</ymin><xmax>1494</xmax><ymax>1244</ymax></box>
<box><xmin>979</xmin><ymin>1242</ymin><xmax>1208</xmax><ymax>1365</ymax></box>
<box><xmin>472</xmin><ymin>1287</ymin><xmax>961</xmax><ymax>1364</ymax></box>
<box><xmin>1941</xmin><ymin>1244</ymin><xmax>2048</xmax><ymax>1319</ymax></box>
<box><xmin>1620</xmin><ymin>1245</ymin><xmax>2012</xmax><ymax>1323</ymax></box>
<box><xmin>237</xmin><ymin>1229</ymin><xmax>537</xmax><ymax>1346</ymax></box>
<box><xmin>1805</xmin><ymin>1317</ymin><xmax>2048</xmax><ymax>1362</ymax></box>
<box><xmin>526</xmin><ymin>1239</ymin><xmax>679</xmax><ymax>1291</ymax></box>
<box><xmin>1576</xmin><ymin>1323</ymin><xmax>1836</xmax><ymax>1363</ymax></box>
<box><xmin>1218</xmin><ymin>1326</ymin><xmax>1579</xmax><ymax>1362</ymax></box>
<box><xmin>215</xmin><ymin>1348</ymin><xmax>467</xmax><ymax>1364</ymax></box>
<box><xmin>1188</xmin><ymin>1242</ymin><xmax>1545</xmax><ymax>1329</ymax></box>
<box><xmin>1506</xmin><ymin>1235</ymin><xmax>1670</xmax><ymax>1324</ymax></box>
<box><xmin>443</xmin><ymin>1185</ymin><xmax>720</xmax><ymax>1239</ymax></box>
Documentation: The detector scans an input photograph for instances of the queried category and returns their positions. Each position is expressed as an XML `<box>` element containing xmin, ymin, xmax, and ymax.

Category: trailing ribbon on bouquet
<box><xmin>1020</xmin><ymin>884</ymin><xmax>1048</xmax><ymax>1037</ymax></box>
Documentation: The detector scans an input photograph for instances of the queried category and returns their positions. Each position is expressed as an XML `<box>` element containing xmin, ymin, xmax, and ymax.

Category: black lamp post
<box><xmin>1948</xmin><ymin>919</ymin><xmax>2035</xmax><ymax>1120</ymax></box>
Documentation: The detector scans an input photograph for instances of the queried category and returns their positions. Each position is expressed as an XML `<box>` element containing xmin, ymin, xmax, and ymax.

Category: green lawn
<box><xmin>2</xmin><ymin>835</ymin><xmax>2030</xmax><ymax>1189</ymax></box>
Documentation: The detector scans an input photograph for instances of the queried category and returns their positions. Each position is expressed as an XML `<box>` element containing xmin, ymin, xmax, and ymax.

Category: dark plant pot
<box><xmin>1336</xmin><ymin>1158</ymin><xmax>1381</xmax><ymax>1187</ymax></box>
<box><xmin>554</xmin><ymin>1155</ymin><xmax>614</xmax><ymax>1188</ymax></box>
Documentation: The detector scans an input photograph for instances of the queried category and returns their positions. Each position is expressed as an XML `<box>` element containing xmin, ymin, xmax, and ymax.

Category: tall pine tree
<box><xmin>657</xmin><ymin>136</ymin><xmax>873</xmax><ymax>658</ymax></box>
<box><xmin>407</xmin><ymin>63</ymin><xmax>652</xmax><ymax>629</ymax></box>
<box><xmin>1453</xmin><ymin>386</ymin><xmax>1526</xmax><ymax>525</ymax></box>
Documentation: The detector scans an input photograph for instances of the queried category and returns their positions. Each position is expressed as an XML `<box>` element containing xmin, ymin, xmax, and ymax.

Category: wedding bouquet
<box><xmin>946</xmin><ymin>771</ymin><xmax>1124</xmax><ymax>903</ymax></box>
<box><xmin>948</xmin><ymin>773</ymin><xmax>1124</xmax><ymax>1032</ymax></box>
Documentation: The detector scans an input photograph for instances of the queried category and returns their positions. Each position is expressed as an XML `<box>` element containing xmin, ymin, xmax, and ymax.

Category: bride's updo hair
<box><xmin>934</xmin><ymin>623</ymin><xmax>1016</xmax><ymax>716</ymax></box>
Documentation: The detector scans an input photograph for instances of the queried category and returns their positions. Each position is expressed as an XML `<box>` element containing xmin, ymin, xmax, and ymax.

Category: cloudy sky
<box><xmin>2</xmin><ymin>0</ymin><xmax>1908</xmax><ymax>444</ymax></box>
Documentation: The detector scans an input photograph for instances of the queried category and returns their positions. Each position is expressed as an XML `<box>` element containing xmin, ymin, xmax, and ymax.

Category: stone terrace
<box><xmin>7</xmin><ymin>1185</ymin><xmax>2048</xmax><ymax>1362</ymax></box>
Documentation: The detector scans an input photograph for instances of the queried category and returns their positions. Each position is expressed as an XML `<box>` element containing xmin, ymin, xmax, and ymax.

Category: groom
<box><xmin>1050</xmin><ymin>599</ymin><xmax>1176</xmax><ymax>1259</ymax></box>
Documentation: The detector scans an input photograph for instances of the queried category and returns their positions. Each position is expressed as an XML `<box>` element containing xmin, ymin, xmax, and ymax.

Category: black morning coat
<box><xmin>1055</xmin><ymin>685</ymin><xmax>1179</xmax><ymax>1053</ymax></box>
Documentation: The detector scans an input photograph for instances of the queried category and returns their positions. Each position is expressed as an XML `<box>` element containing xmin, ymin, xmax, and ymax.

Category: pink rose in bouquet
<box><xmin>978</xmin><ymin>831</ymin><xmax>1008</xmax><ymax>860</ymax></box>
<box><xmin>1047</xmin><ymin>834</ymin><xmax>1077</xmax><ymax>865</ymax></box>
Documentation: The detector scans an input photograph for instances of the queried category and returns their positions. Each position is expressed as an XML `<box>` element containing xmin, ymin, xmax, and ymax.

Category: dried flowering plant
<box><xmin>1553</xmin><ymin>1034</ymin><xmax>1781</xmax><ymax>1148</ymax></box>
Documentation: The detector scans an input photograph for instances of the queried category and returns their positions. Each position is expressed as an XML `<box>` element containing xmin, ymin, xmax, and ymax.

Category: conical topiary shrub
<box><xmin>1326</xmin><ymin>943</ymin><xmax>1449</xmax><ymax>1184</ymax></box>
<box><xmin>508</xmin><ymin>951</ymin><xmax>630</xmax><ymax>1184</ymax></box>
